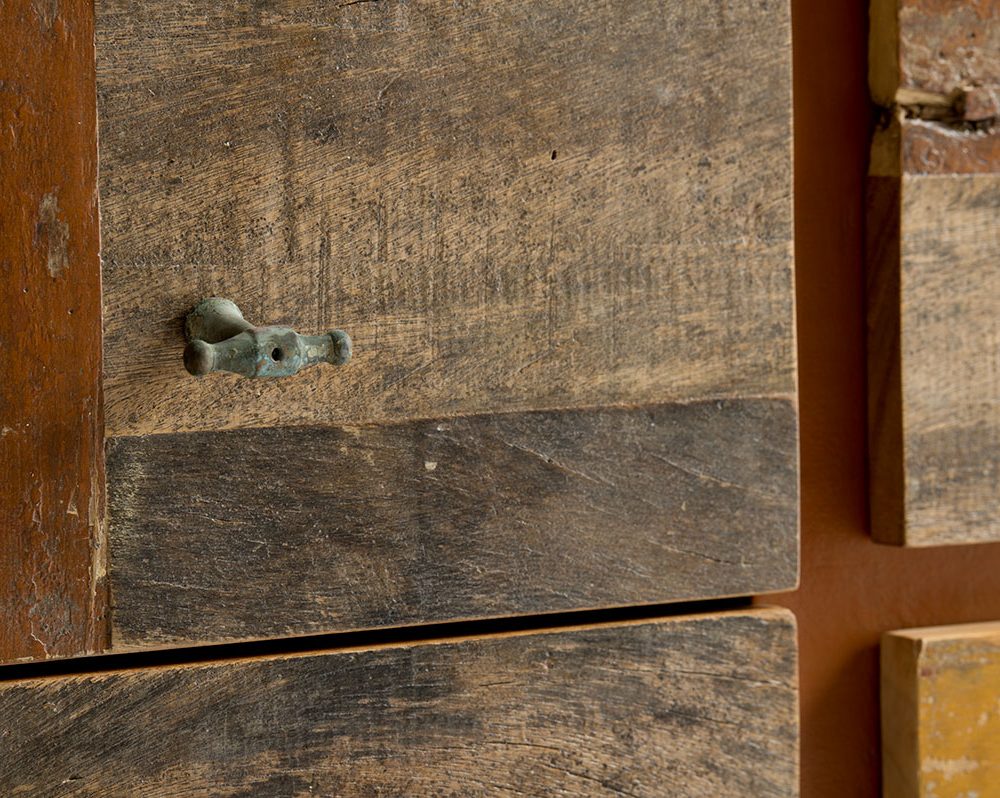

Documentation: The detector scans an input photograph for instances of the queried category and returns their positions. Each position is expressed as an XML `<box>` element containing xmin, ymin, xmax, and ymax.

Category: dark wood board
<box><xmin>0</xmin><ymin>609</ymin><xmax>799</xmax><ymax>797</ymax></box>
<box><xmin>96</xmin><ymin>0</ymin><xmax>795</xmax><ymax>437</ymax></box>
<box><xmin>107</xmin><ymin>399</ymin><xmax>798</xmax><ymax>650</ymax></box>
<box><xmin>0</xmin><ymin>0</ymin><xmax>108</xmax><ymax>662</ymax></box>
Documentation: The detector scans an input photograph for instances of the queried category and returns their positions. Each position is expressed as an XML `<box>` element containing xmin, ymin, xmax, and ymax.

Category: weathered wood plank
<box><xmin>0</xmin><ymin>0</ymin><xmax>108</xmax><ymax>662</ymax></box>
<box><xmin>867</xmin><ymin>0</ymin><xmax>999</xmax><ymax>545</ymax></box>
<box><xmin>107</xmin><ymin>399</ymin><xmax>798</xmax><ymax>649</ymax></box>
<box><xmin>882</xmin><ymin>620</ymin><xmax>1000</xmax><ymax>798</ymax></box>
<box><xmin>0</xmin><ymin>609</ymin><xmax>799</xmax><ymax>797</ymax></box>
<box><xmin>868</xmin><ymin>174</ymin><xmax>999</xmax><ymax>545</ymax></box>
<box><xmin>96</xmin><ymin>0</ymin><xmax>795</xmax><ymax>436</ymax></box>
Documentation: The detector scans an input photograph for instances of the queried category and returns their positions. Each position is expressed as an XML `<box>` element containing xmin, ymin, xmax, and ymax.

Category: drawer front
<box><xmin>95</xmin><ymin>0</ymin><xmax>796</xmax><ymax>651</ymax></box>
<box><xmin>0</xmin><ymin>609</ymin><xmax>799</xmax><ymax>797</ymax></box>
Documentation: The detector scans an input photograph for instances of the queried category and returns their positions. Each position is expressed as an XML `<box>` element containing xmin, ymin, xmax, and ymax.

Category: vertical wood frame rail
<box><xmin>0</xmin><ymin>0</ymin><xmax>108</xmax><ymax>662</ymax></box>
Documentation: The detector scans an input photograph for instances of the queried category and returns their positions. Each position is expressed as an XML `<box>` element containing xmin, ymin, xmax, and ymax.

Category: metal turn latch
<box><xmin>183</xmin><ymin>298</ymin><xmax>352</xmax><ymax>379</ymax></box>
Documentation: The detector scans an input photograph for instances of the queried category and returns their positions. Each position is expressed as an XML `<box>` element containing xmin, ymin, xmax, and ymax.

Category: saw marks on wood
<box><xmin>95</xmin><ymin>0</ymin><xmax>794</xmax><ymax>436</ymax></box>
<box><xmin>0</xmin><ymin>609</ymin><xmax>799</xmax><ymax>797</ymax></box>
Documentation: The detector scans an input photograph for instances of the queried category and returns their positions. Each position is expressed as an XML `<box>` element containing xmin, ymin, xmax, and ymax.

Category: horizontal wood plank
<box><xmin>107</xmin><ymin>400</ymin><xmax>798</xmax><ymax>649</ymax></box>
<box><xmin>0</xmin><ymin>609</ymin><xmax>799</xmax><ymax>797</ymax></box>
<box><xmin>96</xmin><ymin>0</ymin><xmax>794</xmax><ymax>436</ymax></box>
<box><xmin>882</xmin><ymin>620</ymin><xmax>1000</xmax><ymax>798</ymax></box>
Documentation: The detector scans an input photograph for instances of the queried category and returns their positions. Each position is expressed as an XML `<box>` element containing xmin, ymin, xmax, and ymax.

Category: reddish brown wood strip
<box><xmin>0</xmin><ymin>0</ymin><xmax>108</xmax><ymax>662</ymax></box>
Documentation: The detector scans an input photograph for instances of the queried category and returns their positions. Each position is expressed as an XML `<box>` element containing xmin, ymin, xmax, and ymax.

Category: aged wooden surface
<box><xmin>0</xmin><ymin>609</ymin><xmax>799</xmax><ymax>797</ymax></box>
<box><xmin>868</xmin><ymin>173</ymin><xmax>1000</xmax><ymax>545</ymax></box>
<box><xmin>108</xmin><ymin>399</ymin><xmax>798</xmax><ymax>649</ymax></box>
<box><xmin>867</xmin><ymin>0</ymin><xmax>999</xmax><ymax>545</ymax></box>
<box><xmin>882</xmin><ymin>621</ymin><xmax>1000</xmax><ymax>798</ymax></box>
<box><xmin>870</xmin><ymin>0</ymin><xmax>999</xmax><ymax>176</ymax></box>
<box><xmin>96</xmin><ymin>0</ymin><xmax>795</xmax><ymax>437</ymax></box>
<box><xmin>868</xmin><ymin>175</ymin><xmax>1000</xmax><ymax>546</ymax></box>
<box><xmin>0</xmin><ymin>0</ymin><xmax>108</xmax><ymax>662</ymax></box>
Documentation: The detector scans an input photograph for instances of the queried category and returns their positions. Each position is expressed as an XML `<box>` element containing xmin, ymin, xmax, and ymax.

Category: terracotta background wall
<box><xmin>760</xmin><ymin>1</ymin><xmax>1000</xmax><ymax>796</ymax></box>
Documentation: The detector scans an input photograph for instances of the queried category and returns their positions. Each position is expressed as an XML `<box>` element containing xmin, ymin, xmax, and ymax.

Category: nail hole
<box><xmin>551</xmin><ymin>150</ymin><xmax>558</xmax><ymax>160</ymax></box>
<box><xmin>271</xmin><ymin>347</ymin><xmax>284</xmax><ymax>361</ymax></box>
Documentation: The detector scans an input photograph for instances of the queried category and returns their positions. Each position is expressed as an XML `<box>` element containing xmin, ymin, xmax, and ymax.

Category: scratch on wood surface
<box><xmin>30</xmin><ymin>0</ymin><xmax>59</xmax><ymax>31</ymax></box>
<box><xmin>35</xmin><ymin>192</ymin><xmax>69</xmax><ymax>277</ymax></box>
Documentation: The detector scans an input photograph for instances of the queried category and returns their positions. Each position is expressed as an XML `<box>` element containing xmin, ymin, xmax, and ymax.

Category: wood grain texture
<box><xmin>107</xmin><ymin>399</ymin><xmax>798</xmax><ymax>649</ymax></box>
<box><xmin>0</xmin><ymin>0</ymin><xmax>108</xmax><ymax>662</ymax></box>
<box><xmin>870</xmin><ymin>0</ymin><xmax>1000</xmax><ymax>105</ymax></box>
<box><xmin>869</xmin><ymin>173</ymin><xmax>999</xmax><ymax>546</ymax></box>
<box><xmin>0</xmin><ymin>609</ymin><xmax>799</xmax><ymax>797</ymax></box>
<box><xmin>882</xmin><ymin>621</ymin><xmax>1000</xmax><ymax>798</ymax></box>
<box><xmin>868</xmin><ymin>0</ymin><xmax>999</xmax><ymax>545</ymax></box>
<box><xmin>869</xmin><ymin>0</ymin><xmax>999</xmax><ymax>176</ymax></box>
<box><xmin>96</xmin><ymin>0</ymin><xmax>795</xmax><ymax>437</ymax></box>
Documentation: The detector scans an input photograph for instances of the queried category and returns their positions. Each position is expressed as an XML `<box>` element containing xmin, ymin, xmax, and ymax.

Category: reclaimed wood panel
<box><xmin>867</xmin><ymin>0</ymin><xmax>999</xmax><ymax>545</ymax></box>
<box><xmin>0</xmin><ymin>0</ymin><xmax>108</xmax><ymax>663</ymax></box>
<box><xmin>96</xmin><ymin>0</ymin><xmax>795</xmax><ymax>437</ymax></box>
<box><xmin>108</xmin><ymin>399</ymin><xmax>798</xmax><ymax>649</ymax></box>
<box><xmin>0</xmin><ymin>609</ymin><xmax>799</xmax><ymax>797</ymax></box>
<box><xmin>882</xmin><ymin>621</ymin><xmax>1000</xmax><ymax>798</ymax></box>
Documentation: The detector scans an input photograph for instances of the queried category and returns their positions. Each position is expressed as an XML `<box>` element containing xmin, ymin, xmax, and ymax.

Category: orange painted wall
<box><xmin>761</xmin><ymin>2</ymin><xmax>1000</xmax><ymax>796</ymax></box>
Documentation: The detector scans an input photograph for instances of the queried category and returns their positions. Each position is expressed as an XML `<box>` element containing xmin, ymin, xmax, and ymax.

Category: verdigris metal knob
<box><xmin>183</xmin><ymin>298</ymin><xmax>352</xmax><ymax>378</ymax></box>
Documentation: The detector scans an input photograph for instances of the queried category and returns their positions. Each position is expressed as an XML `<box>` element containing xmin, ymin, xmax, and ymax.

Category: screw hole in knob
<box><xmin>271</xmin><ymin>347</ymin><xmax>284</xmax><ymax>362</ymax></box>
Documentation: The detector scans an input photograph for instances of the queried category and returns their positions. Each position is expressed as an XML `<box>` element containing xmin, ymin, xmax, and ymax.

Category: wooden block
<box><xmin>870</xmin><ymin>0</ymin><xmax>1000</xmax><ymax>108</ymax></box>
<box><xmin>882</xmin><ymin>621</ymin><xmax>1000</xmax><ymax>798</ymax></box>
<box><xmin>96</xmin><ymin>0</ymin><xmax>795</xmax><ymax>437</ymax></box>
<box><xmin>867</xmin><ymin>0</ymin><xmax>999</xmax><ymax>545</ymax></box>
<box><xmin>0</xmin><ymin>0</ymin><xmax>108</xmax><ymax>662</ymax></box>
<box><xmin>0</xmin><ymin>608</ymin><xmax>799</xmax><ymax>797</ymax></box>
<box><xmin>107</xmin><ymin>399</ymin><xmax>798</xmax><ymax>649</ymax></box>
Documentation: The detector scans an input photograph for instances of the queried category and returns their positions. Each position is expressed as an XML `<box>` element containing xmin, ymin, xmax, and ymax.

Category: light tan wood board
<box><xmin>96</xmin><ymin>0</ymin><xmax>795</xmax><ymax>437</ymax></box>
<box><xmin>882</xmin><ymin>620</ymin><xmax>1000</xmax><ymax>798</ymax></box>
<box><xmin>0</xmin><ymin>609</ymin><xmax>799</xmax><ymax>797</ymax></box>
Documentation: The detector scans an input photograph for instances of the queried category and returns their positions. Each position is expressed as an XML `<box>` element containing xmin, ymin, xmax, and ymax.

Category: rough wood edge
<box><xmin>866</xmin><ymin>175</ymin><xmax>906</xmax><ymax>545</ymax></box>
<box><xmin>869</xmin><ymin>0</ymin><xmax>901</xmax><ymax>108</ymax></box>
<box><xmin>869</xmin><ymin>0</ymin><xmax>1000</xmax><ymax>177</ymax></box>
<box><xmin>0</xmin><ymin>1</ymin><xmax>108</xmax><ymax>663</ymax></box>
<box><xmin>881</xmin><ymin>631</ymin><xmax>921</xmax><ymax>798</ymax></box>
<box><xmin>2</xmin><ymin>605</ymin><xmax>795</xmax><ymax>683</ymax></box>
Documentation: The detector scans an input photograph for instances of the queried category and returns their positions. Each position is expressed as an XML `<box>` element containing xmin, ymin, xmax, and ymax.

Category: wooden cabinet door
<box><xmin>98</xmin><ymin>0</ymin><xmax>797</xmax><ymax>652</ymax></box>
<box><xmin>3</xmin><ymin>0</ymin><xmax>797</xmax><ymax>661</ymax></box>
